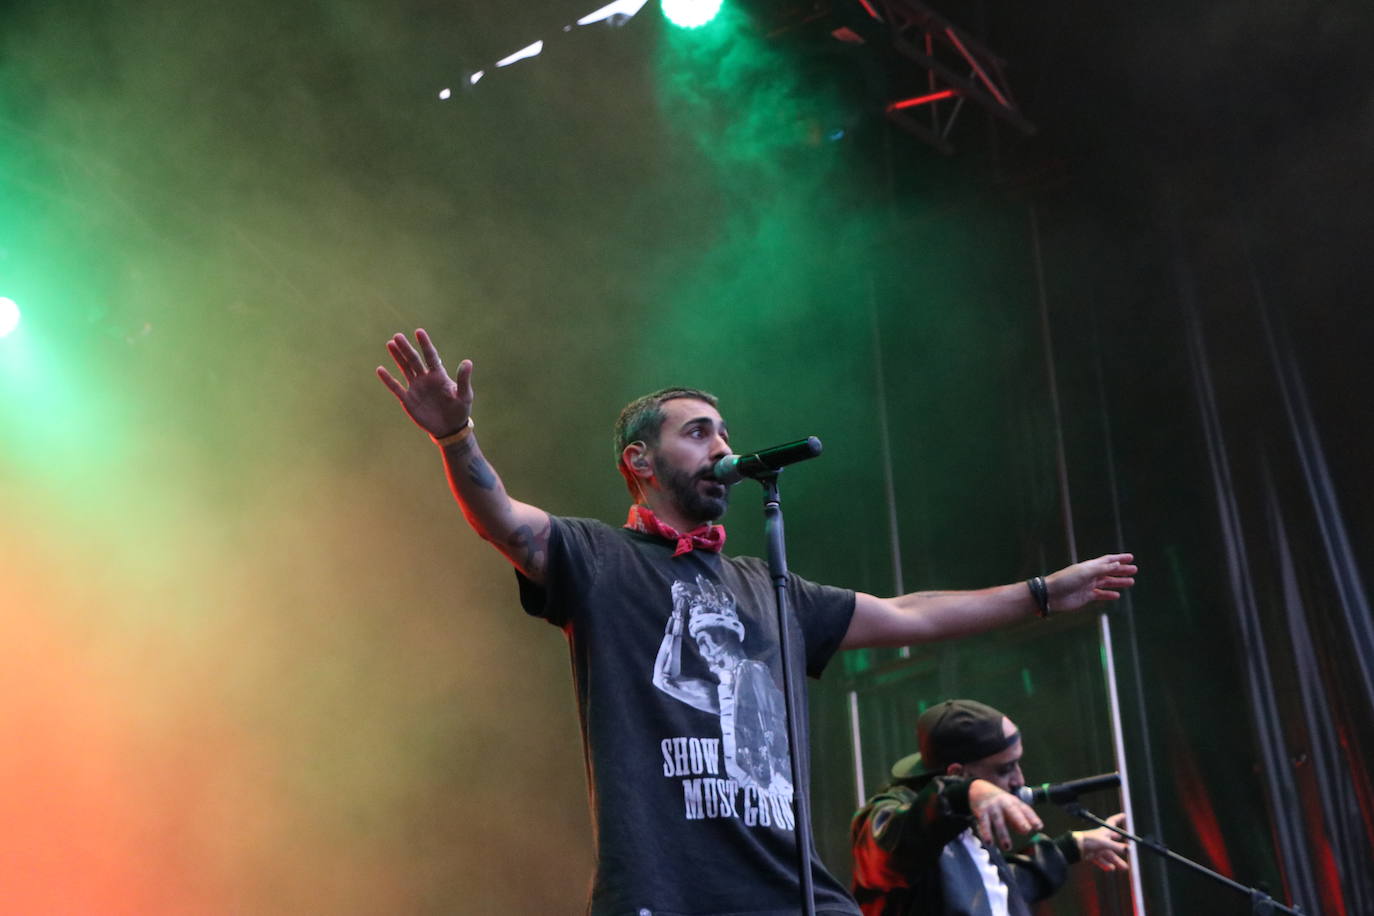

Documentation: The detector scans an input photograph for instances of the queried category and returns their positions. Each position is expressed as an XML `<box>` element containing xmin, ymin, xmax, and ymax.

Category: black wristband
<box><xmin>1027</xmin><ymin>576</ymin><xmax>1050</xmax><ymax>618</ymax></box>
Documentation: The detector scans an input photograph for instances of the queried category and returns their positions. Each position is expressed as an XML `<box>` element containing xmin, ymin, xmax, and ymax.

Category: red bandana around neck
<box><xmin>624</xmin><ymin>505</ymin><xmax>726</xmax><ymax>557</ymax></box>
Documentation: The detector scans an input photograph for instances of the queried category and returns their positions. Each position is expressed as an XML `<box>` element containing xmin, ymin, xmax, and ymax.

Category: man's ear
<box><xmin>622</xmin><ymin>442</ymin><xmax>652</xmax><ymax>478</ymax></box>
<box><xmin>946</xmin><ymin>762</ymin><xmax>964</xmax><ymax>777</ymax></box>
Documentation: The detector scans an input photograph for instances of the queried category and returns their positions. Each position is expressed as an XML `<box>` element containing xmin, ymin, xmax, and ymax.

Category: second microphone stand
<box><xmin>1063</xmin><ymin>800</ymin><xmax>1311</xmax><ymax>915</ymax></box>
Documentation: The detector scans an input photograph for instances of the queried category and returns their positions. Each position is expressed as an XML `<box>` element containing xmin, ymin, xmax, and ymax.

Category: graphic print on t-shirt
<box><xmin>652</xmin><ymin>575</ymin><xmax>795</xmax><ymax>826</ymax></box>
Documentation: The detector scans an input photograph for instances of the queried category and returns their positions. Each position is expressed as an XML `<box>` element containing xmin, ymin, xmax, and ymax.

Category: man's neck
<box><xmin>643</xmin><ymin>500</ymin><xmax>711</xmax><ymax>534</ymax></box>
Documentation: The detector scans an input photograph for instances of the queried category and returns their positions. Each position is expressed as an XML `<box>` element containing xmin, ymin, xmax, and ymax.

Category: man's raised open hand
<box><xmin>376</xmin><ymin>328</ymin><xmax>473</xmax><ymax>439</ymax></box>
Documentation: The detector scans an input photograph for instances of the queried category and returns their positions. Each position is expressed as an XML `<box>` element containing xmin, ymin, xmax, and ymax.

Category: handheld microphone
<box><xmin>1016</xmin><ymin>773</ymin><xmax>1121</xmax><ymax>805</ymax></box>
<box><xmin>712</xmin><ymin>437</ymin><xmax>823</xmax><ymax>485</ymax></box>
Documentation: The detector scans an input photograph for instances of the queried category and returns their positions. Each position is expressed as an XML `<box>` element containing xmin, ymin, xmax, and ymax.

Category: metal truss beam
<box><xmin>754</xmin><ymin>0</ymin><xmax>1036</xmax><ymax>155</ymax></box>
<box><xmin>867</xmin><ymin>0</ymin><xmax>1036</xmax><ymax>153</ymax></box>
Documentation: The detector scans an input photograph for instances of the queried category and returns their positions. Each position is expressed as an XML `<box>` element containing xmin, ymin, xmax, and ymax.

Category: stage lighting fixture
<box><xmin>0</xmin><ymin>297</ymin><xmax>19</xmax><ymax>338</ymax></box>
<box><xmin>661</xmin><ymin>0</ymin><xmax>722</xmax><ymax>28</ymax></box>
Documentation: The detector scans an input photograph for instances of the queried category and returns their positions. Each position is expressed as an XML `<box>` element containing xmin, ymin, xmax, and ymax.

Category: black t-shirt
<box><xmin>518</xmin><ymin>516</ymin><xmax>862</xmax><ymax>916</ymax></box>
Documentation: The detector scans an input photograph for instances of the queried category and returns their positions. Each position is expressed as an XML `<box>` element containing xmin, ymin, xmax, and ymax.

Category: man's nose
<box><xmin>710</xmin><ymin>433</ymin><xmax>731</xmax><ymax>459</ymax></box>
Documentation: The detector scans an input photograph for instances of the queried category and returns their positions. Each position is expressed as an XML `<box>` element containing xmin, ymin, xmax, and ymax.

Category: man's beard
<box><xmin>655</xmin><ymin>454</ymin><xmax>730</xmax><ymax>524</ymax></box>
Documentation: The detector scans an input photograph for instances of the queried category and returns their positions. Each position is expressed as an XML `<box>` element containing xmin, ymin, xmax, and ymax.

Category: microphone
<box><xmin>712</xmin><ymin>437</ymin><xmax>823</xmax><ymax>485</ymax></box>
<box><xmin>1016</xmin><ymin>773</ymin><xmax>1121</xmax><ymax>805</ymax></box>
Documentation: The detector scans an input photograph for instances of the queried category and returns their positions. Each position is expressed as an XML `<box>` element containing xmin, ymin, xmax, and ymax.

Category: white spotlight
<box><xmin>0</xmin><ymin>297</ymin><xmax>19</xmax><ymax>338</ymax></box>
<box><xmin>576</xmin><ymin>0</ymin><xmax>650</xmax><ymax>26</ymax></box>
<box><xmin>495</xmin><ymin>41</ymin><xmax>544</xmax><ymax>68</ymax></box>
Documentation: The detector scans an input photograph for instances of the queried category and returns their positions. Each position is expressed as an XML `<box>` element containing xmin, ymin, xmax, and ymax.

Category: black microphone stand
<box><xmin>755</xmin><ymin>469</ymin><xmax>818</xmax><ymax>916</ymax></box>
<box><xmin>1062</xmin><ymin>801</ymin><xmax>1311</xmax><ymax>915</ymax></box>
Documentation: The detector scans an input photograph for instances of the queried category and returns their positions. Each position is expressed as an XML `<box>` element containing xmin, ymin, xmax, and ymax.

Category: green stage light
<box><xmin>0</xmin><ymin>297</ymin><xmax>19</xmax><ymax>338</ymax></box>
<box><xmin>661</xmin><ymin>0</ymin><xmax>722</xmax><ymax>28</ymax></box>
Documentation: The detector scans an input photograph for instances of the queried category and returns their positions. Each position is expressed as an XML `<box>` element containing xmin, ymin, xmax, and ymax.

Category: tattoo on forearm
<box><xmin>507</xmin><ymin>522</ymin><xmax>550</xmax><ymax>573</ymax></box>
<box><xmin>466</xmin><ymin>456</ymin><xmax>497</xmax><ymax>490</ymax></box>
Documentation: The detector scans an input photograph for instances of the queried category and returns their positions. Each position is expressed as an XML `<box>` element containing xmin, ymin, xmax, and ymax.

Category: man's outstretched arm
<box><xmin>377</xmin><ymin>328</ymin><xmax>552</xmax><ymax>584</ymax></box>
<box><xmin>840</xmin><ymin>554</ymin><xmax>1137</xmax><ymax>649</ymax></box>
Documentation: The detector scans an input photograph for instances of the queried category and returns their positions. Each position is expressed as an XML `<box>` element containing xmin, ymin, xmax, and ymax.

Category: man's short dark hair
<box><xmin>613</xmin><ymin>387</ymin><xmax>719</xmax><ymax>462</ymax></box>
